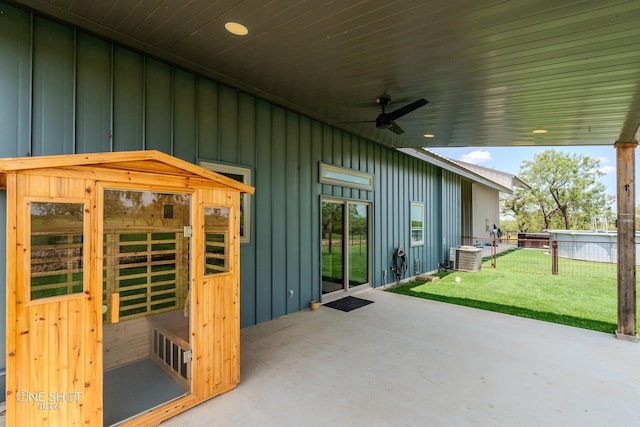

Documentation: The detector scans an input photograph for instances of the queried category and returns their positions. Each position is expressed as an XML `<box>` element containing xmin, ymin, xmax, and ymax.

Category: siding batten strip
<box><xmin>72</xmin><ymin>29</ymin><xmax>77</xmax><ymax>154</ymax></box>
<box><xmin>109</xmin><ymin>42</ymin><xmax>114</xmax><ymax>152</ymax></box>
<box><xmin>28</xmin><ymin>11</ymin><xmax>34</xmax><ymax>156</ymax></box>
<box><xmin>142</xmin><ymin>56</ymin><xmax>146</xmax><ymax>150</ymax></box>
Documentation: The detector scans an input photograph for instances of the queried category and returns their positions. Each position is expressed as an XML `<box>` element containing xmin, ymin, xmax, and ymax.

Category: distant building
<box><xmin>400</xmin><ymin>148</ymin><xmax>529</xmax><ymax>244</ymax></box>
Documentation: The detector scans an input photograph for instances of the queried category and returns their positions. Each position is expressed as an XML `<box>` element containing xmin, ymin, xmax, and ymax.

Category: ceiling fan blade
<box><xmin>339</xmin><ymin>120</ymin><xmax>376</xmax><ymax>124</ymax></box>
<box><xmin>387</xmin><ymin>98</ymin><xmax>428</xmax><ymax>121</ymax></box>
<box><xmin>390</xmin><ymin>121</ymin><xmax>404</xmax><ymax>135</ymax></box>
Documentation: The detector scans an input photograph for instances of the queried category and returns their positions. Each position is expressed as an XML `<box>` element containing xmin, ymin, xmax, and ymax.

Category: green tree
<box><xmin>322</xmin><ymin>202</ymin><xmax>343</xmax><ymax>255</ymax></box>
<box><xmin>502</xmin><ymin>149</ymin><xmax>613</xmax><ymax>231</ymax></box>
<box><xmin>501</xmin><ymin>188</ymin><xmax>545</xmax><ymax>231</ymax></box>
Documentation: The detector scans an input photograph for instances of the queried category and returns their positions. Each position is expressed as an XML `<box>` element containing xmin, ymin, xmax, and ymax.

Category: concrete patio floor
<box><xmin>2</xmin><ymin>288</ymin><xmax>637</xmax><ymax>426</ymax></box>
<box><xmin>162</xmin><ymin>288</ymin><xmax>640</xmax><ymax>427</ymax></box>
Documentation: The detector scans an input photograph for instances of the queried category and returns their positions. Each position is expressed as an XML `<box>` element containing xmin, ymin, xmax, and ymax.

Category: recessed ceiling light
<box><xmin>225</xmin><ymin>22</ymin><xmax>248</xmax><ymax>36</ymax></box>
<box><xmin>423</xmin><ymin>134</ymin><xmax>435</xmax><ymax>138</ymax></box>
<box><xmin>532</xmin><ymin>129</ymin><xmax>547</xmax><ymax>134</ymax></box>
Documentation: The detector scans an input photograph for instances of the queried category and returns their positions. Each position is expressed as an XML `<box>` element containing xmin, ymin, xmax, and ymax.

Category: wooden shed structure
<box><xmin>0</xmin><ymin>150</ymin><xmax>254</xmax><ymax>426</ymax></box>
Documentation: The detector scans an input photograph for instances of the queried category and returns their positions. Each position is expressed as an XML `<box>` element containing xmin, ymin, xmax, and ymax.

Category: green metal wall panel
<box><xmin>0</xmin><ymin>4</ymin><xmax>30</xmax><ymax>157</ymax></box>
<box><xmin>145</xmin><ymin>58</ymin><xmax>172</xmax><ymax>153</ymax></box>
<box><xmin>32</xmin><ymin>17</ymin><xmax>74</xmax><ymax>155</ymax></box>
<box><xmin>238</xmin><ymin>92</ymin><xmax>257</xmax><ymax>167</ymax></box>
<box><xmin>237</xmin><ymin>92</ymin><xmax>257</xmax><ymax>324</ymax></box>
<box><xmin>239</xmin><ymin>243</ymin><xmax>257</xmax><ymax>326</ymax></box>
<box><xmin>427</xmin><ymin>164</ymin><xmax>442</xmax><ymax>270</ymax></box>
<box><xmin>298</xmin><ymin>116</ymin><xmax>314</xmax><ymax>306</ymax></box>
<box><xmin>113</xmin><ymin>47</ymin><xmax>144</xmax><ymax>151</ymax></box>
<box><xmin>386</xmin><ymin>150</ymin><xmax>396</xmax><ymax>251</ymax></box>
<box><xmin>321</xmin><ymin>125</ymin><xmax>332</xmax><ymax>163</ymax></box>
<box><xmin>285</xmin><ymin>111</ymin><xmax>301</xmax><ymax>314</ymax></box>
<box><xmin>409</xmin><ymin>158</ymin><xmax>421</xmax><ymax>274</ymax></box>
<box><xmin>173</xmin><ymin>69</ymin><xmax>197</xmax><ymax>162</ymax></box>
<box><xmin>310</xmin><ymin>121</ymin><xmax>324</xmax><ymax>302</ymax></box>
<box><xmin>76</xmin><ymin>33</ymin><xmax>111</xmax><ymax>153</ymax></box>
<box><xmin>440</xmin><ymin>170</ymin><xmax>462</xmax><ymax>260</ymax></box>
<box><xmin>270</xmin><ymin>106</ymin><xmax>287</xmax><ymax>318</ymax></box>
<box><xmin>219</xmin><ymin>85</ymin><xmax>239</xmax><ymax>164</ymax></box>
<box><xmin>372</xmin><ymin>145</ymin><xmax>385</xmax><ymax>283</ymax></box>
<box><xmin>254</xmin><ymin>99</ymin><xmax>273</xmax><ymax>323</ymax></box>
<box><xmin>197</xmin><ymin>78</ymin><xmax>219</xmax><ymax>160</ymax></box>
<box><xmin>343</xmin><ymin>133</ymin><xmax>353</xmax><ymax>169</ymax></box>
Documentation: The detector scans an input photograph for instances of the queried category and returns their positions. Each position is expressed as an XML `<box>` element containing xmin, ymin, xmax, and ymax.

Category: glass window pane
<box><xmin>103</xmin><ymin>190</ymin><xmax>191</xmax><ymax>321</ymax></box>
<box><xmin>348</xmin><ymin>204</ymin><xmax>368</xmax><ymax>287</ymax></box>
<box><xmin>321</xmin><ymin>202</ymin><xmax>344</xmax><ymax>293</ymax></box>
<box><xmin>319</xmin><ymin>163</ymin><xmax>374</xmax><ymax>190</ymax></box>
<box><xmin>411</xmin><ymin>202</ymin><xmax>424</xmax><ymax>246</ymax></box>
<box><xmin>30</xmin><ymin>201</ymin><xmax>84</xmax><ymax>300</ymax></box>
<box><xmin>204</xmin><ymin>207</ymin><xmax>230</xmax><ymax>275</ymax></box>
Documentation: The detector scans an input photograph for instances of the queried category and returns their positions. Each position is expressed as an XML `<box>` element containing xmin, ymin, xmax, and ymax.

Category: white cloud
<box><xmin>600</xmin><ymin>165</ymin><xmax>615</xmax><ymax>174</ymax></box>
<box><xmin>461</xmin><ymin>150</ymin><xmax>492</xmax><ymax>165</ymax></box>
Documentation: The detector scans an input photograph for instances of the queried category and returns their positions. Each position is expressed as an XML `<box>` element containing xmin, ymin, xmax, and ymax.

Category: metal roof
<box><xmin>397</xmin><ymin>147</ymin><xmax>514</xmax><ymax>193</ymax></box>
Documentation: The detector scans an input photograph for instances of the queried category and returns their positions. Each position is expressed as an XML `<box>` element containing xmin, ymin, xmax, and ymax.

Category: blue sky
<box><xmin>429</xmin><ymin>145</ymin><xmax>627</xmax><ymax>210</ymax></box>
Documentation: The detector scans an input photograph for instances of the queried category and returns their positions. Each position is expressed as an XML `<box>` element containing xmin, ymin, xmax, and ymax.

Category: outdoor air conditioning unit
<box><xmin>456</xmin><ymin>246</ymin><xmax>483</xmax><ymax>272</ymax></box>
<box><xmin>448</xmin><ymin>246</ymin><xmax>482</xmax><ymax>272</ymax></box>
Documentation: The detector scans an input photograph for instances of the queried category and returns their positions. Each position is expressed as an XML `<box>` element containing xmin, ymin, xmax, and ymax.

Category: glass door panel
<box><xmin>348</xmin><ymin>203</ymin><xmax>368</xmax><ymax>287</ymax></box>
<box><xmin>102</xmin><ymin>190</ymin><xmax>191</xmax><ymax>426</ymax></box>
<box><xmin>321</xmin><ymin>202</ymin><xmax>344</xmax><ymax>294</ymax></box>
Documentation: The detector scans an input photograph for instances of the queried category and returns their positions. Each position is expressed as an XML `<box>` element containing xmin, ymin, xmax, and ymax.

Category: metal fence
<box><xmin>461</xmin><ymin>235</ymin><xmax>626</xmax><ymax>279</ymax></box>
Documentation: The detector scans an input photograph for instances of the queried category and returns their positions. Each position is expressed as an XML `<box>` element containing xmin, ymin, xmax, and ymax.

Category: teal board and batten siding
<box><xmin>0</xmin><ymin>1</ymin><xmax>462</xmax><ymax>375</ymax></box>
<box><xmin>441</xmin><ymin>170</ymin><xmax>463</xmax><ymax>260</ymax></box>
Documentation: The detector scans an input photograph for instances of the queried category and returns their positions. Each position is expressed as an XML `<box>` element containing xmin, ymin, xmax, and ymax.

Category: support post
<box><xmin>491</xmin><ymin>237</ymin><xmax>496</xmax><ymax>268</ymax></box>
<box><xmin>615</xmin><ymin>141</ymin><xmax>638</xmax><ymax>342</ymax></box>
<box><xmin>551</xmin><ymin>240</ymin><xmax>558</xmax><ymax>275</ymax></box>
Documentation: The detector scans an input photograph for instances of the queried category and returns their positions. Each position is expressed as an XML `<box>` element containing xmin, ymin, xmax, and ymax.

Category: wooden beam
<box><xmin>615</xmin><ymin>141</ymin><xmax>638</xmax><ymax>341</ymax></box>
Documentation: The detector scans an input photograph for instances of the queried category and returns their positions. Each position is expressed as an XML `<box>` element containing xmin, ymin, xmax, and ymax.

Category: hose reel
<box><xmin>391</xmin><ymin>246</ymin><xmax>407</xmax><ymax>282</ymax></box>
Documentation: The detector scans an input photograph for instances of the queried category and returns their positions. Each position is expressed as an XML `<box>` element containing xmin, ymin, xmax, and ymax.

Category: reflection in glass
<box><xmin>321</xmin><ymin>201</ymin><xmax>369</xmax><ymax>294</ymax></box>
<box><xmin>103</xmin><ymin>190</ymin><xmax>191</xmax><ymax>321</ymax></box>
<box><xmin>200</xmin><ymin>161</ymin><xmax>251</xmax><ymax>243</ymax></box>
<box><xmin>218</xmin><ymin>172</ymin><xmax>245</xmax><ymax>237</ymax></box>
<box><xmin>411</xmin><ymin>202</ymin><xmax>424</xmax><ymax>245</ymax></box>
<box><xmin>321</xmin><ymin>202</ymin><xmax>344</xmax><ymax>294</ymax></box>
<box><xmin>349</xmin><ymin>204</ymin><xmax>368</xmax><ymax>287</ymax></box>
<box><xmin>30</xmin><ymin>201</ymin><xmax>84</xmax><ymax>300</ymax></box>
<box><xmin>204</xmin><ymin>207</ymin><xmax>230</xmax><ymax>275</ymax></box>
<box><xmin>102</xmin><ymin>189</ymin><xmax>192</xmax><ymax>426</ymax></box>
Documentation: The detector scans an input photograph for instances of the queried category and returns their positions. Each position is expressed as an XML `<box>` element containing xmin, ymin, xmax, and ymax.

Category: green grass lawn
<box><xmin>388</xmin><ymin>249</ymin><xmax>639</xmax><ymax>334</ymax></box>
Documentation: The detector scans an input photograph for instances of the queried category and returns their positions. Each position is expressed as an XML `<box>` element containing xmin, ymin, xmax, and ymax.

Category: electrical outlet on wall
<box><xmin>288</xmin><ymin>289</ymin><xmax>294</xmax><ymax>298</ymax></box>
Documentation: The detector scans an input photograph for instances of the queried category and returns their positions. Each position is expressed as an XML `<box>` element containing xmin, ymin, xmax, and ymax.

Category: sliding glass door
<box><xmin>321</xmin><ymin>199</ymin><xmax>370</xmax><ymax>295</ymax></box>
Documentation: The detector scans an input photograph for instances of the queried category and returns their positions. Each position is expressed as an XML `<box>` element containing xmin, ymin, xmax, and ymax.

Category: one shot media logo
<box><xmin>15</xmin><ymin>390</ymin><xmax>82</xmax><ymax>410</ymax></box>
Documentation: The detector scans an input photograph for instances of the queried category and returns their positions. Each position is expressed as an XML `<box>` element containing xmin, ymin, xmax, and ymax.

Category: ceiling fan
<box><xmin>372</xmin><ymin>94</ymin><xmax>429</xmax><ymax>135</ymax></box>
